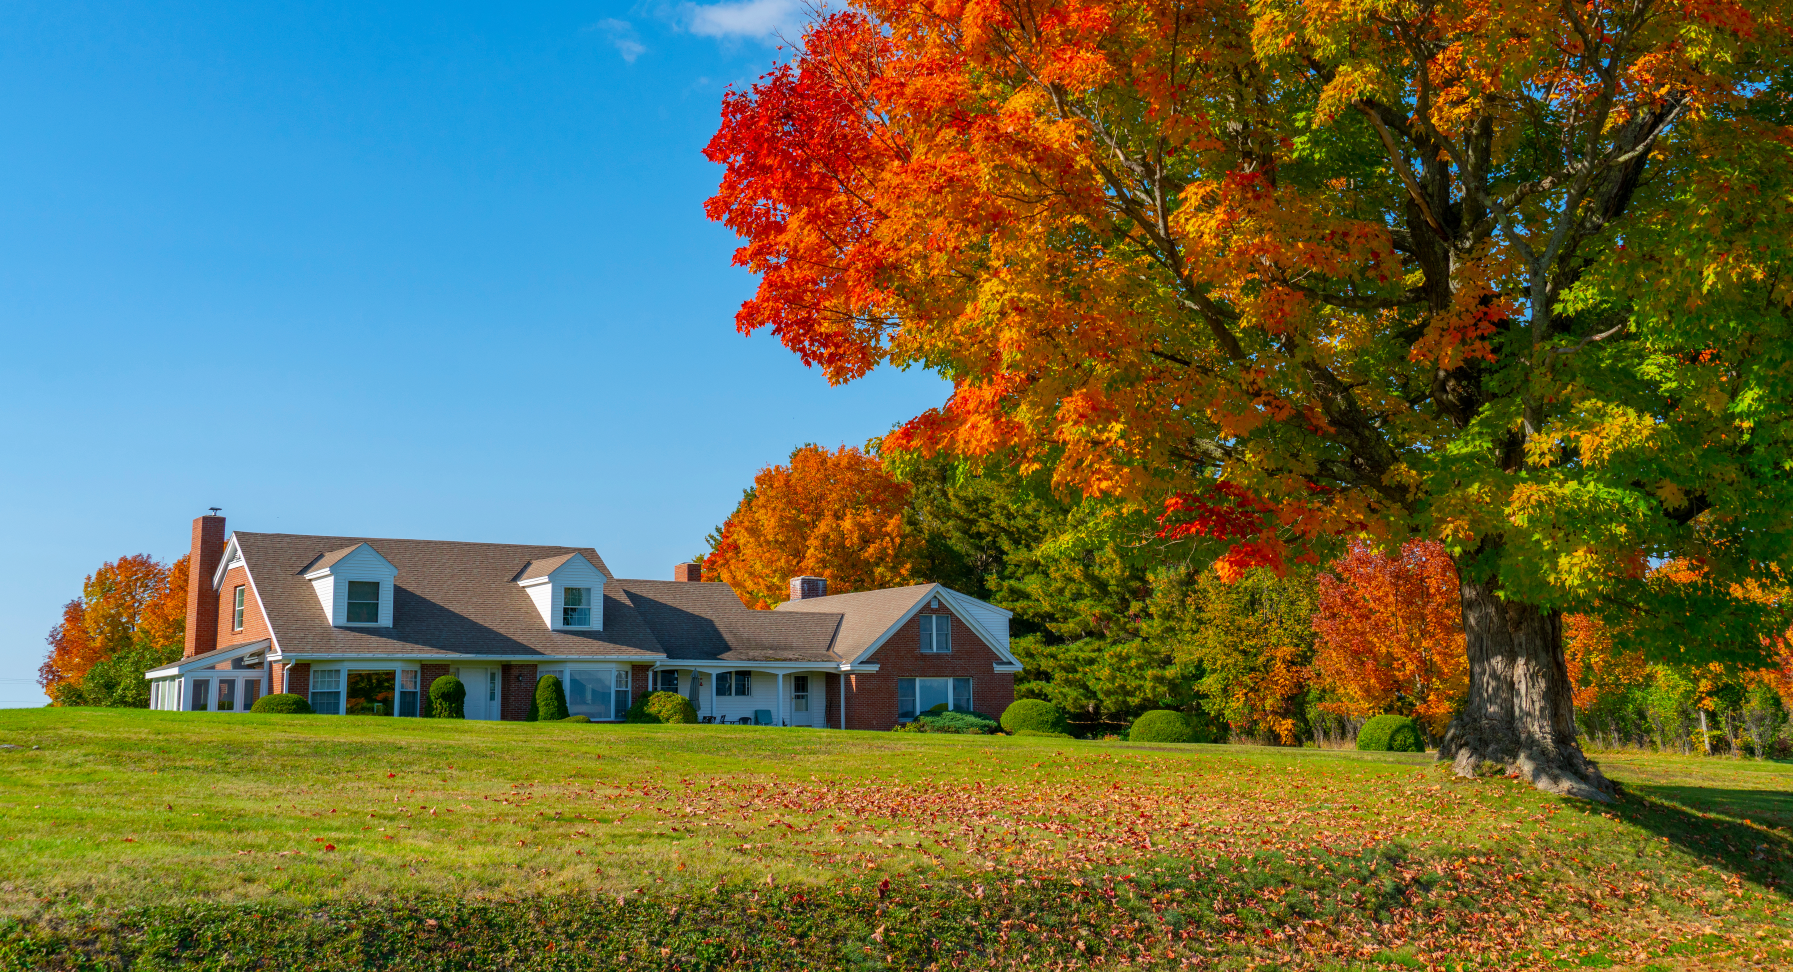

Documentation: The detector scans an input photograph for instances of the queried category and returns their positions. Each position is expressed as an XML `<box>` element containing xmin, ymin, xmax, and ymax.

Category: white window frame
<box><xmin>897</xmin><ymin>677</ymin><xmax>972</xmax><ymax>721</ymax></box>
<box><xmin>232</xmin><ymin>585</ymin><xmax>246</xmax><ymax>632</ymax></box>
<box><xmin>190</xmin><ymin>677</ymin><xmax>212</xmax><ymax>712</ymax></box>
<box><xmin>345</xmin><ymin>581</ymin><xmax>382</xmax><ymax>625</ymax></box>
<box><xmin>310</xmin><ymin>668</ymin><xmax>344</xmax><ymax>715</ymax></box>
<box><xmin>561</xmin><ymin>587</ymin><xmax>593</xmax><ymax>627</ymax></box>
<box><xmin>918</xmin><ymin>614</ymin><xmax>952</xmax><ymax>654</ymax></box>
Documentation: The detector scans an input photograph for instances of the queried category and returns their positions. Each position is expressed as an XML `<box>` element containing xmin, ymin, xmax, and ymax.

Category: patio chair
<box><xmin>736</xmin><ymin>716</ymin><xmax>753</xmax><ymax>725</ymax></box>
<box><xmin>700</xmin><ymin>715</ymin><xmax>716</xmax><ymax>724</ymax></box>
<box><xmin>754</xmin><ymin>709</ymin><xmax>774</xmax><ymax>726</ymax></box>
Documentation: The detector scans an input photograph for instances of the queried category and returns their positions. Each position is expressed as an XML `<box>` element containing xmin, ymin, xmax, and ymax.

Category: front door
<box><xmin>790</xmin><ymin>675</ymin><xmax>813</xmax><ymax>726</ymax></box>
<box><xmin>456</xmin><ymin>667</ymin><xmax>501</xmax><ymax>720</ymax></box>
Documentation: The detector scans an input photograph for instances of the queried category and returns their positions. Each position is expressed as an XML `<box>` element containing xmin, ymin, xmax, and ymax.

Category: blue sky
<box><xmin>0</xmin><ymin>1</ymin><xmax>948</xmax><ymax>705</ymax></box>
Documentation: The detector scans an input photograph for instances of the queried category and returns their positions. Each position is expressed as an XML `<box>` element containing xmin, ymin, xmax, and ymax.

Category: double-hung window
<box><xmin>562</xmin><ymin>587</ymin><xmax>591</xmax><ymax>627</ymax></box>
<box><xmin>715</xmin><ymin>671</ymin><xmax>752</xmax><ymax>697</ymax></box>
<box><xmin>346</xmin><ymin>581</ymin><xmax>380</xmax><ymax>624</ymax></box>
<box><xmin>715</xmin><ymin>671</ymin><xmax>733</xmax><ymax>696</ymax></box>
<box><xmin>310</xmin><ymin>669</ymin><xmax>343</xmax><ymax>715</ymax></box>
<box><xmin>896</xmin><ymin>677</ymin><xmax>974</xmax><ymax>720</ymax></box>
<box><xmin>232</xmin><ymin>586</ymin><xmax>245</xmax><ymax>631</ymax></box>
<box><xmin>918</xmin><ymin>614</ymin><xmax>952</xmax><ymax>653</ymax></box>
<box><xmin>398</xmin><ymin>670</ymin><xmax>419</xmax><ymax>717</ymax></box>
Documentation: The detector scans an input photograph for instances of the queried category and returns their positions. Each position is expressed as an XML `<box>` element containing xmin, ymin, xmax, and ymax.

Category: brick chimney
<box><xmin>184</xmin><ymin>512</ymin><xmax>227</xmax><ymax>658</ymax></box>
<box><xmin>788</xmin><ymin>576</ymin><xmax>827</xmax><ymax>601</ymax></box>
<box><xmin>673</xmin><ymin>562</ymin><xmax>703</xmax><ymax>582</ymax></box>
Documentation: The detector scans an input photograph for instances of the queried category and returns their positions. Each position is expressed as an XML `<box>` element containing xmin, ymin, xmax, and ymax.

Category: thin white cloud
<box><xmin>682</xmin><ymin>0</ymin><xmax>807</xmax><ymax>41</ymax></box>
<box><xmin>593</xmin><ymin>18</ymin><xmax>647</xmax><ymax>63</ymax></box>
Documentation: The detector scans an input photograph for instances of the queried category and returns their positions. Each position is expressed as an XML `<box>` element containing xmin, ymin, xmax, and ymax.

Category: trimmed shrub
<box><xmin>429</xmin><ymin>675</ymin><xmax>466</xmax><ymax>719</ymax></box>
<box><xmin>530</xmin><ymin>674</ymin><xmax>569</xmax><ymax>722</ymax></box>
<box><xmin>1128</xmin><ymin>709</ymin><xmax>1196</xmax><ymax>743</ymax></box>
<box><xmin>623</xmin><ymin>691</ymin><xmax>698</xmax><ymax>724</ymax></box>
<box><xmin>562</xmin><ymin>715</ymin><xmax>591</xmax><ymax>724</ymax></box>
<box><xmin>249</xmin><ymin>693</ymin><xmax>312</xmax><ymax>714</ymax></box>
<box><xmin>902</xmin><ymin>710</ymin><xmax>1000</xmax><ymax>734</ymax></box>
<box><xmin>1000</xmin><ymin>699</ymin><xmax>1071</xmax><ymax>736</ymax></box>
<box><xmin>1356</xmin><ymin>714</ymin><xmax>1425</xmax><ymax>752</ymax></box>
<box><xmin>1013</xmin><ymin>728</ymin><xmax>1074</xmax><ymax>739</ymax></box>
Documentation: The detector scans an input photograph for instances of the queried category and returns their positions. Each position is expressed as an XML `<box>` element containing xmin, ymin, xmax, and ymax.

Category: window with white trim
<box><xmin>896</xmin><ymin>677</ymin><xmax>973</xmax><ymax>720</ymax></box>
<box><xmin>232</xmin><ymin>585</ymin><xmax>245</xmax><ymax>631</ymax></box>
<box><xmin>190</xmin><ymin>678</ymin><xmax>211</xmax><ymax>712</ymax></box>
<box><xmin>562</xmin><ymin>587</ymin><xmax>592</xmax><ymax>627</ymax></box>
<box><xmin>918</xmin><ymin>614</ymin><xmax>952</xmax><ymax>653</ymax></box>
<box><xmin>346</xmin><ymin>581</ymin><xmax>380</xmax><ymax>624</ymax></box>
<box><xmin>310</xmin><ymin>669</ymin><xmax>344</xmax><ymax>715</ymax></box>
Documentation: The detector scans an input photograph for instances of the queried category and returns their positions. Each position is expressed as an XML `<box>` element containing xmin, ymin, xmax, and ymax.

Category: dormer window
<box><xmin>562</xmin><ymin>587</ymin><xmax>592</xmax><ymax>627</ymax></box>
<box><xmin>515</xmin><ymin>552</ymin><xmax>606</xmax><ymax>631</ymax></box>
<box><xmin>347</xmin><ymin>581</ymin><xmax>381</xmax><ymax>624</ymax></box>
<box><xmin>304</xmin><ymin>542</ymin><xmax>397</xmax><ymax>628</ymax></box>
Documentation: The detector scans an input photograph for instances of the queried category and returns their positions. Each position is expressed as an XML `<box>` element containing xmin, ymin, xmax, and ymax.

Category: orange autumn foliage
<box><xmin>38</xmin><ymin>553</ymin><xmax>188</xmax><ymax>698</ymax></box>
<box><xmin>704</xmin><ymin>445</ymin><xmax>920</xmax><ymax>609</ymax></box>
<box><xmin>1312</xmin><ymin>541</ymin><xmax>1467</xmax><ymax>735</ymax></box>
<box><xmin>1561</xmin><ymin>613</ymin><xmax>1652</xmax><ymax>711</ymax></box>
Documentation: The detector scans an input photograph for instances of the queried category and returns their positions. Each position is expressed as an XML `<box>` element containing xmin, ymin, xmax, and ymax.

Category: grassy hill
<box><xmin>0</xmin><ymin>708</ymin><xmax>1787</xmax><ymax>970</ymax></box>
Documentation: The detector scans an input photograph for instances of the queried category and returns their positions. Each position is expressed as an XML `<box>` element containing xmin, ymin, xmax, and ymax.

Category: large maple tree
<box><xmin>705</xmin><ymin>444</ymin><xmax>919</xmax><ymax>608</ymax></box>
<box><xmin>705</xmin><ymin>0</ymin><xmax>1793</xmax><ymax>798</ymax></box>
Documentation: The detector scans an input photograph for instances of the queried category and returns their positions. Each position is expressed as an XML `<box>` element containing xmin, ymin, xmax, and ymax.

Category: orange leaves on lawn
<box><xmin>704</xmin><ymin>444</ymin><xmax>919</xmax><ymax>609</ymax></box>
<box><xmin>1312</xmin><ymin>541</ymin><xmax>1467</xmax><ymax>735</ymax></box>
<box><xmin>38</xmin><ymin>553</ymin><xmax>188</xmax><ymax>697</ymax></box>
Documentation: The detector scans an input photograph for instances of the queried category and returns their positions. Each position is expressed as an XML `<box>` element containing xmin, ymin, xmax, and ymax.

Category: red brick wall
<box><xmin>848</xmin><ymin>606</ymin><xmax>1015</xmax><ymax>730</ymax></box>
<box><xmin>824</xmin><ymin>673</ymin><xmax>842</xmax><ymax>729</ymax></box>
<box><xmin>271</xmin><ymin>662</ymin><xmax>286</xmax><ymax>695</ymax></box>
<box><xmin>286</xmin><ymin>662</ymin><xmax>311</xmax><ymax>699</ymax></box>
<box><xmin>501</xmin><ymin>664</ymin><xmax>537</xmax><ymax>721</ymax></box>
<box><xmin>213</xmin><ymin>564</ymin><xmax>272</xmax><ymax>651</ymax></box>
<box><xmin>631</xmin><ymin>665</ymin><xmax>654</xmax><ymax>704</ymax></box>
<box><xmin>183</xmin><ymin>515</ymin><xmax>227</xmax><ymax>658</ymax></box>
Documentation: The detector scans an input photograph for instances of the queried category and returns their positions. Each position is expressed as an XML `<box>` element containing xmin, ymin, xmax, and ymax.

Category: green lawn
<box><xmin>1</xmin><ymin>709</ymin><xmax>1788</xmax><ymax>970</ymax></box>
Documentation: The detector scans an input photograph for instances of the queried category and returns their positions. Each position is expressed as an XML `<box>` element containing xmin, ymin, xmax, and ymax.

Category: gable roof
<box><xmin>234</xmin><ymin>532</ymin><xmax>659</xmax><ymax>660</ymax></box>
<box><xmin>515</xmin><ymin>551</ymin><xmax>600</xmax><ymax>583</ymax></box>
<box><xmin>612</xmin><ymin>580</ymin><xmax>843</xmax><ymax>663</ymax></box>
<box><xmin>305</xmin><ymin>543</ymin><xmax>378</xmax><ymax>575</ymax></box>
<box><xmin>774</xmin><ymin>583</ymin><xmax>942</xmax><ymax>665</ymax></box>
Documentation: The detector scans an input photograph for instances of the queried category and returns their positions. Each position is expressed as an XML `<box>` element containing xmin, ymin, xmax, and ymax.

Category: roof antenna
<box><xmin>207</xmin><ymin>507</ymin><xmax>222</xmax><ymax>516</ymax></box>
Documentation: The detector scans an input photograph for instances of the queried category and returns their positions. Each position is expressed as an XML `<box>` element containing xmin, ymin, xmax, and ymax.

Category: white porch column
<box><xmin>775</xmin><ymin>671</ymin><xmax>784</xmax><ymax>726</ymax></box>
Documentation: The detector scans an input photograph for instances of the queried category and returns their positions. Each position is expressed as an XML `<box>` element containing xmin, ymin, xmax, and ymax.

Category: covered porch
<box><xmin>649</xmin><ymin>664</ymin><xmax>834</xmax><ymax>727</ymax></box>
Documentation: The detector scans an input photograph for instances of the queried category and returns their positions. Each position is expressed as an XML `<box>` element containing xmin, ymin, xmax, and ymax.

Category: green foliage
<box><xmin>46</xmin><ymin>634</ymin><xmax>180</xmax><ymax>708</ymax></box>
<box><xmin>531</xmin><ymin>674</ymin><xmax>569</xmax><ymax>723</ymax></box>
<box><xmin>902</xmin><ymin>710</ymin><xmax>1000</xmax><ymax>734</ymax></box>
<box><xmin>1000</xmin><ymin>699</ymin><xmax>1071</xmax><ymax>736</ymax></box>
<box><xmin>623</xmin><ymin>691</ymin><xmax>698</xmax><ymax>725</ymax></box>
<box><xmin>1357</xmin><ymin>715</ymin><xmax>1425</xmax><ymax>753</ymax></box>
<box><xmin>428</xmin><ymin>675</ymin><xmax>466</xmax><ymax>719</ymax></box>
<box><xmin>249</xmin><ymin>693</ymin><xmax>312</xmax><ymax>715</ymax></box>
<box><xmin>563</xmin><ymin>715</ymin><xmax>591</xmax><ymax>723</ymax></box>
<box><xmin>1128</xmin><ymin>709</ymin><xmax>1196</xmax><ymax>744</ymax></box>
<box><xmin>1158</xmin><ymin>566</ymin><xmax>1320</xmax><ymax>745</ymax></box>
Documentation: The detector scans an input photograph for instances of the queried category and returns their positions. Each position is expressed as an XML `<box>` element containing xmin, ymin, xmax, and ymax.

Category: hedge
<box><xmin>897</xmin><ymin>710</ymin><xmax>1000</xmax><ymax>734</ymax></box>
<box><xmin>248</xmin><ymin>693</ymin><xmax>311</xmax><ymax>714</ymax></box>
<box><xmin>429</xmin><ymin>675</ymin><xmax>466</xmax><ymax>719</ymax></box>
<box><xmin>1128</xmin><ymin>709</ymin><xmax>1196</xmax><ymax>743</ymax></box>
<box><xmin>623</xmin><ymin>691</ymin><xmax>698</xmax><ymax>724</ymax></box>
<box><xmin>530</xmin><ymin>674</ymin><xmax>569</xmax><ymax>722</ymax></box>
<box><xmin>1000</xmin><ymin>699</ymin><xmax>1071</xmax><ymax>736</ymax></box>
<box><xmin>1357</xmin><ymin>714</ymin><xmax>1425</xmax><ymax>752</ymax></box>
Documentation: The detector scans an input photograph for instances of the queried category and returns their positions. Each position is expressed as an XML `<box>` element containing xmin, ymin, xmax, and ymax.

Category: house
<box><xmin>146</xmin><ymin>513</ymin><xmax>1019</xmax><ymax>728</ymax></box>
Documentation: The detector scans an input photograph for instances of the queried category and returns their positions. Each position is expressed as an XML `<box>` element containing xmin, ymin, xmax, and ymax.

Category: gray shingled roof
<box><xmin>774</xmin><ymin>583</ymin><xmax>939</xmax><ymax>664</ymax></box>
<box><xmin>613</xmin><ymin>580</ymin><xmax>844</xmax><ymax>663</ymax></box>
<box><xmin>515</xmin><ymin>552</ymin><xmax>587</xmax><ymax>582</ymax></box>
<box><xmin>237</xmin><ymin>533</ymin><xmax>661</xmax><ymax>660</ymax></box>
<box><xmin>305</xmin><ymin>543</ymin><xmax>370</xmax><ymax>575</ymax></box>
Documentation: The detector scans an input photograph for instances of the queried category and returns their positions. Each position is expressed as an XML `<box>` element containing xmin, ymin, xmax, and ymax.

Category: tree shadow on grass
<box><xmin>1604</xmin><ymin>782</ymin><xmax>1793</xmax><ymax>894</ymax></box>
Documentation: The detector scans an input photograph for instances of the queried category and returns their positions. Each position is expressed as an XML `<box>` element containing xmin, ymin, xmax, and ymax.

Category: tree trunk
<box><xmin>1439</xmin><ymin>566</ymin><xmax>1616</xmax><ymax>802</ymax></box>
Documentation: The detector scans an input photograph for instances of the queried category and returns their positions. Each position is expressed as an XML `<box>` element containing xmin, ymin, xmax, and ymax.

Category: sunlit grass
<box><xmin>1</xmin><ymin>708</ymin><xmax>1789</xmax><ymax>968</ymax></box>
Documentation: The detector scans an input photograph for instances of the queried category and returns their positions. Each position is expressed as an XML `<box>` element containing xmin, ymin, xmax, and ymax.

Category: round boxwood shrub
<box><xmin>529</xmin><ymin>674</ymin><xmax>569</xmax><ymax>722</ymax></box>
<box><xmin>1128</xmin><ymin>709</ymin><xmax>1196</xmax><ymax>743</ymax></box>
<box><xmin>1356</xmin><ymin>714</ymin><xmax>1425</xmax><ymax>752</ymax></box>
<box><xmin>1000</xmin><ymin>699</ymin><xmax>1071</xmax><ymax>736</ymax></box>
<box><xmin>623</xmin><ymin>691</ymin><xmax>698</xmax><ymax>724</ymax></box>
<box><xmin>429</xmin><ymin>675</ymin><xmax>466</xmax><ymax>719</ymax></box>
<box><xmin>249</xmin><ymin>693</ymin><xmax>312</xmax><ymax>714</ymax></box>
